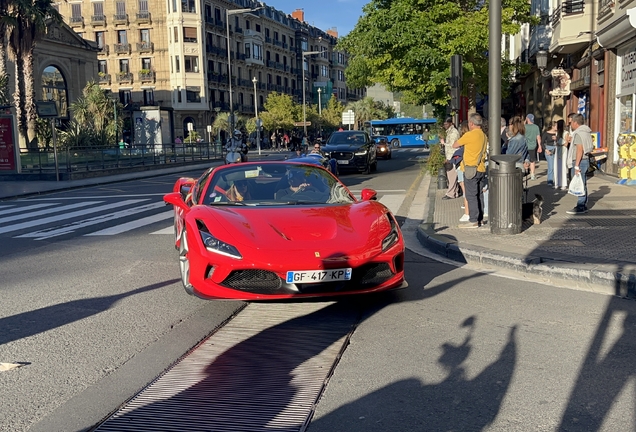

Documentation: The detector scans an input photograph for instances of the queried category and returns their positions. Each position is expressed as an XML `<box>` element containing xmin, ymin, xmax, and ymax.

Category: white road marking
<box><xmin>0</xmin><ymin>202</ymin><xmax>98</xmax><ymax>224</ymax></box>
<box><xmin>17</xmin><ymin>202</ymin><xmax>166</xmax><ymax>239</ymax></box>
<box><xmin>0</xmin><ymin>200</ymin><xmax>146</xmax><ymax>235</ymax></box>
<box><xmin>378</xmin><ymin>194</ymin><xmax>405</xmax><ymax>215</ymax></box>
<box><xmin>22</xmin><ymin>194</ymin><xmax>167</xmax><ymax>200</ymax></box>
<box><xmin>0</xmin><ymin>203</ymin><xmax>59</xmax><ymax>216</ymax></box>
<box><xmin>86</xmin><ymin>210</ymin><xmax>173</xmax><ymax>236</ymax></box>
<box><xmin>150</xmin><ymin>226</ymin><xmax>174</xmax><ymax>235</ymax></box>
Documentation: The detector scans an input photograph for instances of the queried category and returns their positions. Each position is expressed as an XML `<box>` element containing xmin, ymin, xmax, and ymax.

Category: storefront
<box><xmin>614</xmin><ymin>43</ymin><xmax>636</xmax><ymax>183</ymax></box>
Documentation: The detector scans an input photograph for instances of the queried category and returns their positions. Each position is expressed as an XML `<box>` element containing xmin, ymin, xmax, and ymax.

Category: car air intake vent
<box><xmin>357</xmin><ymin>263</ymin><xmax>393</xmax><ymax>287</ymax></box>
<box><xmin>222</xmin><ymin>270</ymin><xmax>282</xmax><ymax>293</ymax></box>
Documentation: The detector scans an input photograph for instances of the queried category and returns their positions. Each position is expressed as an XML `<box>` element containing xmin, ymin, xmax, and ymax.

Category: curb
<box><xmin>416</xmin><ymin>174</ymin><xmax>636</xmax><ymax>298</ymax></box>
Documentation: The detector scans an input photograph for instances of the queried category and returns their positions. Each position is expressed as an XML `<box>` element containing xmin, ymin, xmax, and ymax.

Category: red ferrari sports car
<box><xmin>163</xmin><ymin>161</ymin><xmax>406</xmax><ymax>300</ymax></box>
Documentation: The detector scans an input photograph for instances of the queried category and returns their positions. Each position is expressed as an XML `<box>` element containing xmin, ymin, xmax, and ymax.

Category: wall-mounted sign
<box><xmin>549</xmin><ymin>68</ymin><xmax>571</xmax><ymax>97</ymax></box>
<box><xmin>35</xmin><ymin>101</ymin><xmax>59</xmax><ymax>118</ymax></box>
<box><xmin>0</xmin><ymin>116</ymin><xmax>17</xmax><ymax>171</ymax></box>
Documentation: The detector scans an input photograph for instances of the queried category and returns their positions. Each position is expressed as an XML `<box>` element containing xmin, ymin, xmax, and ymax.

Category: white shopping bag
<box><xmin>568</xmin><ymin>173</ymin><xmax>585</xmax><ymax>197</ymax></box>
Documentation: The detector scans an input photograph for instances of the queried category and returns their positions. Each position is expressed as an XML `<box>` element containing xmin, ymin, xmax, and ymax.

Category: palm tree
<box><xmin>70</xmin><ymin>81</ymin><xmax>120</xmax><ymax>146</ymax></box>
<box><xmin>6</xmin><ymin>0</ymin><xmax>62</xmax><ymax>147</ymax></box>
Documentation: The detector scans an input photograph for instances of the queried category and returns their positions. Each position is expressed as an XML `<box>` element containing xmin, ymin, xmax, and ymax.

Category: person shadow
<box><xmin>307</xmin><ymin>317</ymin><xmax>518</xmax><ymax>432</ymax></box>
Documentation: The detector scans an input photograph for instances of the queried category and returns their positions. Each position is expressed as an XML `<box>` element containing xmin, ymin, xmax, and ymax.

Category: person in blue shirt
<box><xmin>505</xmin><ymin>116</ymin><xmax>529</xmax><ymax>171</ymax></box>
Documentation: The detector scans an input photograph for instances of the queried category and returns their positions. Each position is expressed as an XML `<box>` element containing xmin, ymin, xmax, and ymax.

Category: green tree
<box><xmin>338</xmin><ymin>0</ymin><xmax>534</xmax><ymax>113</ymax></box>
<box><xmin>260</xmin><ymin>92</ymin><xmax>299</xmax><ymax>132</ymax></box>
<box><xmin>321</xmin><ymin>96</ymin><xmax>346</xmax><ymax>131</ymax></box>
<box><xmin>212</xmin><ymin>112</ymin><xmax>231</xmax><ymax>137</ymax></box>
<box><xmin>70</xmin><ymin>81</ymin><xmax>120</xmax><ymax>147</ymax></box>
<box><xmin>6</xmin><ymin>0</ymin><xmax>62</xmax><ymax>147</ymax></box>
<box><xmin>346</xmin><ymin>97</ymin><xmax>390</xmax><ymax>129</ymax></box>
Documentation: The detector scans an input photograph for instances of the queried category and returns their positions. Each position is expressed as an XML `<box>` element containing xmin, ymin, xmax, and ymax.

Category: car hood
<box><xmin>322</xmin><ymin>144</ymin><xmax>365</xmax><ymax>152</ymax></box>
<box><xmin>195</xmin><ymin>202</ymin><xmax>391</xmax><ymax>257</ymax></box>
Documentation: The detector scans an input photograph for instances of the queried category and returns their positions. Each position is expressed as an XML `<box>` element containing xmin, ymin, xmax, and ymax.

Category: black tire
<box><xmin>391</xmin><ymin>138</ymin><xmax>400</xmax><ymax>148</ymax></box>
<box><xmin>363</xmin><ymin>159</ymin><xmax>372</xmax><ymax>174</ymax></box>
<box><xmin>371</xmin><ymin>159</ymin><xmax>378</xmax><ymax>172</ymax></box>
<box><xmin>179</xmin><ymin>229</ymin><xmax>194</xmax><ymax>294</ymax></box>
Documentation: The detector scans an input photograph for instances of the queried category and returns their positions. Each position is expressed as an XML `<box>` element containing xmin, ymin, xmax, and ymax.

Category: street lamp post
<box><xmin>226</xmin><ymin>6</ymin><xmax>263</xmax><ymax>133</ymax></box>
<box><xmin>301</xmin><ymin>50</ymin><xmax>321</xmax><ymax>137</ymax></box>
<box><xmin>213</xmin><ymin>106</ymin><xmax>221</xmax><ymax>155</ymax></box>
<box><xmin>252</xmin><ymin>76</ymin><xmax>261</xmax><ymax>155</ymax></box>
<box><xmin>317</xmin><ymin>87</ymin><xmax>322</xmax><ymax>138</ymax></box>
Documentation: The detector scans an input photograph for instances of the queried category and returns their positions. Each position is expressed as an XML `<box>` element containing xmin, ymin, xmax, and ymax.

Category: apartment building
<box><xmin>55</xmin><ymin>0</ymin><xmax>363</xmax><ymax>142</ymax></box>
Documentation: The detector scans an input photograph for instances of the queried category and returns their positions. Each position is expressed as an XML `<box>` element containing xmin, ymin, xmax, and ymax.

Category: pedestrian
<box><xmin>541</xmin><ymin>121</ymin><xmax>560</xmax><ymax>186</ymax></box>
<box><xmin>422</xmin><ymin>126</ymin><xmax>430</xmax><ymax>149</ymax></box>
<box><xmin>283</xmin><ymin>132</ymin><xmax>290</xmax><ymax>151</ymax></box>
<box><xmin>524</xmin><ymin>114</ymin><xmax>542</xmax><ymax>179</ymax></box>
<box><xmin>566</xmin><ymin>113</ymin><xmax>594</xmax><ymax>215</ymax></box>
<box><xmin>453</xmin><ymin>113</ymin><xmax>488</xmax><ymax>228</ymax></box>
<box><xmin>554</xmin><ymin>119</ymin><xmax>568</xmax><ymax>190</ymax></box>
<box><xmin>440</xmin><ymin>117</ymin><xmax>461</xmax><ymax>200</ymax></box>
<box><xmin>506</xmin><ymin>116</ymin><xmax>529</xmax><ymax>171</ymax></box>
<box><xmin>500</xmin><ymin>117</ymin><xmax>509</xmax><ymax>153</ymax></box>
<box><xmin>456</xmin><ymin>121</ymin><xmax>470</xmax><ymax>222</ymax></box>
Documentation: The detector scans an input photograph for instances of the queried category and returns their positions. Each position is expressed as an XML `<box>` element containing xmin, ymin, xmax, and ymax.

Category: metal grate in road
<box><xmin>94</xmin><ymin>302</ymin><xmax>358</xmax><ymax>432</ymax></box>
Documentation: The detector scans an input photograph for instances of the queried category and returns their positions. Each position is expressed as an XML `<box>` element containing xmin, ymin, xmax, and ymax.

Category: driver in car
<box><xmin>275</xmin><ymin>170</ymin><xmax>312</xmax><ymax>200</ymax></box>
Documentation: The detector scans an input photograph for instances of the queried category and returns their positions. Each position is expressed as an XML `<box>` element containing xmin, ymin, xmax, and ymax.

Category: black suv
<box><xmin>322</xmin><ymin>131</ymin><xmax>378</xmax><ymax>174</ymax></box>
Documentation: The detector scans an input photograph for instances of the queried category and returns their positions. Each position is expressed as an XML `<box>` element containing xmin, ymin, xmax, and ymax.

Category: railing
<box><xmin>91</xmin><ymin>15</ymin><xmax>106</xmax><ymax>24</ymax></box>
<box><xmin>116</xmin><ymin>72</ymin><xmax>133</xmax><ymax>82</ymax></box>
<box><xmin>69</xmin><ymin>16</ymin><xmax>84</xmax><ymax>26</ymax></box>
<box><xmin>113</xmin><ymin>14</ymin><xmax>128</xmax><ymax>24</ymax></box>
<box><xmin>139</xmin><ymin>71</ymin><xmax>155</xmax><ymax>82</ymax></box>
<box><xmin>98</xmin><ymin>74</ymin><xmax>111</xmax><ymax>84</ymax></box>
<box><xmin>98</xmin><ymin>45</ymin><xmax>109</xmax><ymax>54</ymax></box>
<box><xmin>114</xmin><ymin>43</ymin><xmax>130</xmax><ymax>54</ymax></box>
<box><xmin>19</xmin><ymin>144</ymin><xmax>224</xmax><ymax>176</ymax></box>
<box><xmin>136</xmin><ymin>11</ymin><xmax>151</xmax><ymax>22</ymax></box>
<box><xmin>136</xmin><ymin>41</ymin><xmax>154</xmax><ymax>52</ymax></box>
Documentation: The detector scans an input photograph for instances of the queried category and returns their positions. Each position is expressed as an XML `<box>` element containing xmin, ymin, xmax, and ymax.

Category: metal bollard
<box><xmin>437</xmin><ymin>167</ymin><xmax>449</xmax><ymax>190</ymax></box>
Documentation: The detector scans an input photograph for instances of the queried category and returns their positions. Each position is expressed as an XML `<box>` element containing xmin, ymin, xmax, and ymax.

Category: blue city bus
<box><xmin>365</xmin><ymin>118</ymin><xmax>438</xmax><ymax>148</ymax></box>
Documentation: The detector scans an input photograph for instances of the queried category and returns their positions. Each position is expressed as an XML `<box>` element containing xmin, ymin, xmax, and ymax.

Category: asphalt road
<box><xmin>2</xmin><ymin>148</ymin><xmax>635</xmax><ymax>431</ymax></box>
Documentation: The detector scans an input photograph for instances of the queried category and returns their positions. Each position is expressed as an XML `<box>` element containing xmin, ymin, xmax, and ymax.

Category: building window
<box><xmin>186</xmin><ymin>88</ymin><xmax>201</xmax><ymax>102</ymax></box>
<box><xmin>274</xmin><ymin>31</ymin><xmax>279</xmax><ymax>41</ymax></box>
<box><xmin>181</xmin><ymin>0</ymin><xmax>195</xmax><ymax>13</ymax></box>
<box><xmin>183</xmin><ymin>27</ymin><xmax>197</xmax><ymax>43</ymax></box>
<box><xmin>95</xmin><ymin>31</ymin><xmax>105</xmax><ymax>49</ymax></box>
<box><xmin>253</xmin><ymin>44</ymin><xmax>262</xmax><ymax>60</ymax></box>
<box><xmin>175</xmin><ymin>56</ymin><xmax>180</xmax><ymax>72</ymax></box>
<box><xmin>143</xmin><ymin>89</ymin><xmax>154</xmax><ymax>105</ymax></box>
<box><xmin>98</xmin><ymin>60</ymin><xmax>107</xmax><ymax>74</ymax></box>
<box><xmin>119</xmin><ymin>89</ymin><xmax>131</xmax><ymax>104</ymax></box>
<box><xmin>177</xmin><ymin>87</ymin><xmax>182</xmax><ymax>102</ymax></box>
<box><xmin>184</xmin><ymin>56</ymin><xmax>199</xmax><ymax>73</ymax></box>
<box><xmin>290</xmin><ymin>37</ymin><xmax>293</xmax><ymax>47</ymax></box>
<box><xmin>117</xmin><ymin>30</ymin><xmax>127</xmax><ymax>44</ymax></box>
<box><xmin>93</xmin><ymin>2</ymin><xmax>104</xmax><ymax>18</ymax></box>
<box><xmin>255</xmin><ymin>23</ymin><xmax>261</xmax><ymax>32</ymax></box>
<box><xmin>140</xmin><ymin>29</ymin><xmax>150</xmax><ymax>43</ymax></box>
<box><xmin>115</xmin><ymin>1</ymin><xmax>126</xmax><ymax>16</ymax></box>
<box><xmin>265</xmin><ymin>28</ymin><xmax>270</xmax><ymax>38</ymax></box>
<box><xmin>321</xmin><ymin>65</ymin><xmax>328</xmax><ymax>77</ymax></box>
<box><xmin>139</xmin><ymin>0</ymin><xmax>148</xmax><ymax>12</ymax></box>
<box><xmin>172</xmin><ymin>0</ymin><xmax>177</xmax><ymax>12</ymax></box>
<box><xmin>119</xmin><ymin>59</ymin><xmax>129</xmax><ymax>73</ymax></box>
<box><xmin>301</xmin><ymin>39</ymin><xmax>308</xmax><ymax>51</ymax></box>
<box><xmin>71</xmin><ymin>3</ymin><xmax>82</xmax><ymax>19</ymax></box>
<box><xmin>141</xmin><ymin>57</ymin><xmax>151</xmax><ymax>70</ymax></box>
<box><xmin>173</xmin><ymin>27</ymin><xmax>178</xmax><ymax>43</ymax></box>
<box><xmin>246</xmin><ymin>19</ymin><xmax>250</xmax><ymax>30</ymax></box>
<box><xmin>245</xmin><ymin>43</ymin><xmax>251</xmax><ymax>58</ymax></box>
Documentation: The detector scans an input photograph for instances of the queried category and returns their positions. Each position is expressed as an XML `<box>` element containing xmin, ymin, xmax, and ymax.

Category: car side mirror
<box><xmin>360</xmin><ymin>188</ymin><xmax>377</xmax><ymax>201</ymax></box>
<box><xmin>164</xmin><ymin>192</ymin><xmax>190</xmax><ymax>212</ymax></box>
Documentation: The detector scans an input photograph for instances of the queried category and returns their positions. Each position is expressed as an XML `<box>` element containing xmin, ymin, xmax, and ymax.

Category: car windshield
<box><xmin>203</xmin><ymin>163</ymin><xmax>355</xmax><ymax>206</ymax></box>
<box><xmin>326</xmin><ymin>132</ymin><xmax>367</xmax><ymax>145</ymax></box>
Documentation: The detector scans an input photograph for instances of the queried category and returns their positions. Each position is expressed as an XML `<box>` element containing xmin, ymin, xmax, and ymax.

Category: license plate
<box><xmin>286</xmin><ymin>268</ymin><xmax>352</xmax><ymax>284</ymax></box>
<box><xmin>337</xmin><ymin>160</ymin><xmax>349</xmax><ymax>165</ymax></box>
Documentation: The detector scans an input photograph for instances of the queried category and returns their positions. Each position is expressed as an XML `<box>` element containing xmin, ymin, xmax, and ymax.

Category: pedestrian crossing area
<box><xmin>0</xmin><ymin>191</ymin><xmax>407</xmax><ymax>241</ymax></box>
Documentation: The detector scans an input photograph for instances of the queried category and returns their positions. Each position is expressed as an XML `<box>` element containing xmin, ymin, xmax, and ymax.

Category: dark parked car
<box><xmin>373</xmin><ymin>136</ymin><xmax>392</xmax><ymax>160</ymax></box>
<box><xmin>322</xmin><ymin>131</ymin><xmax>377</xmax><ymax>174</ymax></box>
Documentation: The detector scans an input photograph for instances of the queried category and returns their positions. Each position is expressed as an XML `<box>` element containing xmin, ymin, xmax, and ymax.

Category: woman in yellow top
<box><xmin>453</xmin><ymin>113</ymin><xmax>488</xmax><ymax>228</ymax></box>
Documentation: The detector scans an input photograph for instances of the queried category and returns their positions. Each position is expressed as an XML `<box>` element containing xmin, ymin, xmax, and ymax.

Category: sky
<box><xmin>261</xmin><ymin>0</ymin><xmax>367</xmax><ymax>37</ymax></box>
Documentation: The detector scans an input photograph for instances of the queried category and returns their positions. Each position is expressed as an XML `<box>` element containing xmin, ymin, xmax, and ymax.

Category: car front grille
<box><xmin>221</xmin><ymin>263</ymin><xmax>395</xmax><ymax>295</ymax></box>
<box><xmin>330</xmin><ymin>151</ymin><xmax>353</xmax><ymax>161</ymax></box>
<box><xmin>221</xmin><ymin>270</ymin><xmax>282</xmax><ymax>293</ymax></box>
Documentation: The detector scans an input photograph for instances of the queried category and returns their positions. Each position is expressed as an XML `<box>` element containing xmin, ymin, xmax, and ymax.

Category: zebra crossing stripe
<box><xmin>0</xmin><ymin>203</ymin><xmax>57</xmax><ymax>216</ymax></box>
<box><xmin>150</xmin><ymin>226</ymin><xmax>174</xmax><ymax>235</ymax></box>
<box><xmin>0</xmin><ymin>200</ymin><xmax>147</xmax><ymax>235</ymax></box>
<box><xmin>0</xmin><ymin>202</ymin><xmax>97</xmax><ymax>225</ymax></box>
<box><xmin>86</xmin><ymin>210</ymin><xmax>174</xmax><ymax>236</ymax></box>
<box><xmin>378</xmin><ymin>194</ymin><xmax>405</xmax><ymax>215</ymax></box>
<box><xmin>17</xmin><ymin>201</ymin><xmax>166</xmax><ymax>240</ymax></box>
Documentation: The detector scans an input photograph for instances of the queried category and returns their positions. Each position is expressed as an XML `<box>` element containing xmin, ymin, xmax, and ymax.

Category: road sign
<box><xmin>342</xmin><ymin>109</ymin><xmax>355</xmax><ymax>125</ymax></box>
<box><xmin>294</xmin><ymin>121</ymin><xmax>311</xmax><ymax>127</ymax></box>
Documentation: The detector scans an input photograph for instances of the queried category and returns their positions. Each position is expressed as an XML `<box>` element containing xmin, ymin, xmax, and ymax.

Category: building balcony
<box><xmin>238</xmin><ymin>78</ymin><xmax>251</xmax><ymax>87</ymax></box>
<box><xmin>98</xmin><ymin>45</ymin><xmax>109</xmax><ymax>55</ymax></box>
<box><xmin>137</xmin><ymin>41</ymin><xmax>154</xmax><ymax>53</ymax></box>
<box><xmin>549</xmin><ymin>0</ymin><xmax>591</xmax><ymax>54</ymax></box>
<box><xmin>234</xmin><ymin>26</ymin><xmax>243</xmax><ymax>33</ymax></box>
<box><xmin>114</xmin><ymin>43</ymin><xmax>130</xmax><ymax>54</ymax></box>
<box><xmin>98</xmin><ymin>73</ymin><xmax>111</xmax><ymax>84</ymax></box>
<box><xmin>69</xmin><ymin>16</ymin><xmax>84</xmax><ymax>27</ymax></box>
<box><xmin>113</xmin><ymin>14</ymin><xmax>128</xmax><ymax>25</ymax></box>
<box><xmin>139</xmin><ymin>71</ymin><xmax>155</xmax><ymax>82</ymax></box>
<box><xmin>116</xmin><ymin>72</ymin><xmax>133</xmax><ymax>83</ymax></box>
<box><xmin>136</xmin><ymin>11</ymin><xmax>151</xmax><ymax>23</ymax></box>
<box><xmin>246</xmin><ymin>57</ymin><xmax>264</xmax><ymax>66</ymax></box>
<box><xmin>91</xmin><ymin>15</ymin><xmax>106</xmax><ymax>25</ymax></box>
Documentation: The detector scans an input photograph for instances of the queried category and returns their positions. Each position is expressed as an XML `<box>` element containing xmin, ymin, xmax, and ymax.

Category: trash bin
<box><xmin>489</xmin><ymin>154</ymin><xmax>523</xmax><ymax>235</ymax></box>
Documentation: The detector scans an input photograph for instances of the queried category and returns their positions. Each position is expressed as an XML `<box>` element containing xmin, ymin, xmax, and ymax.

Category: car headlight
<box><xmin>354</xmin><ymin>149</ymin><xmax>368</xmax><ymax>156</ymax></box>
<box><xmin>382</xmin><ymin>213</ymin><xmax>399</xmax><ymax>252</ymax></box>
<box><xmin>197</xmin><ymin>222</ymin><xmax>242</xmax><ymax>259</ymax></box>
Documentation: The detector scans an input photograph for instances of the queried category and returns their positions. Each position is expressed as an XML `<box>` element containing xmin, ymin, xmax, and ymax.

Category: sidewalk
<box><xmin>417</xmin><ymin>164</ymin><xmax>636</xmax><ymax>296</ymax></box>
